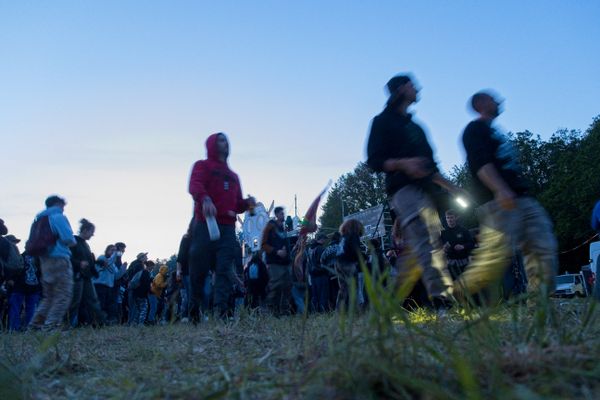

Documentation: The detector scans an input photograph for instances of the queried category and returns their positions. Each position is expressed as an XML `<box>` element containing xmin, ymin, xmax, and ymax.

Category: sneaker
<box><xmin>180</xmin><ymin>317</ymin><xmax>190</xmax><ymax>323</ymax></box>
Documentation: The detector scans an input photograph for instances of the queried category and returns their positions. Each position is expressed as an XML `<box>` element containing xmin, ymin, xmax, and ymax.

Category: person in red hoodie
<box><xmin>188</xmin><ymin>133</ymin><xmax>255</xmax><ymax>322</ymax></box>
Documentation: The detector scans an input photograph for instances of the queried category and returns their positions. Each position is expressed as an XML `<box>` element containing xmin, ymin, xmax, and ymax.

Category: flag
<box><xmin>300</xmin><ymin>181</ymin><xmax>331</xmax><ymax>236</ymax></box>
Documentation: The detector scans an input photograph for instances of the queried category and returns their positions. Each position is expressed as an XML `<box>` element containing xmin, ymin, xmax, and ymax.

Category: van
<box><xmin>553</xmin><ymin>273</ymin><xmax>587</xmax><ymax>298</ymax></box>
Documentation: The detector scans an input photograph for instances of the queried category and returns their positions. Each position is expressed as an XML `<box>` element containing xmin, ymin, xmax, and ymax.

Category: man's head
<box><xmin>315</xmin><ymin>233</ymin><xmax>327</xmax><ymax>244</ymax></box>
<box><xmin>5</xmin><ymin>235</ymin><xmax>20</xmax><ymax>244</ymax></box>
<box><xmin>137</xmin><ymin>252</ymin><xmax>148</xmax><ymax>263</ymax></box>
<box><xmin>471</xmin><ymin>91</ymin><xmax>502</xmax><ymax>120</ymax></box>
<box><xmin>79</xmin><ymin>218</ymin><xmax>95</xmax><ymax>240</ymax></box>
<box><xmin>386</xmin><ymin>74</ymin><xmax>419</xmax><ymax>108</ymax></box>
<box><xmin>115</xmin><ymin>242</ymin><xmax>126</xmax><ymax>252</ymax></box>
<box><xmin>215</xmin><ymin>133</ymin><xmax>229</xmax><ymax>159</ymax></box>
<box><xmin>45</xmin><ymin>195</ymin><xmax>66</xmax><ymax>210</ymax></box>
<box><xmin>274</xmin><ymin>206</ymin><xmax>285</xmax><ymax>223</ymax></box>
<box><xmin>206</xmin><ymin>132</ymin><xmax>230</xmax><ymax>162</ymax></box>
<box><xmin>445</xmin><ymin>209</ymin><xmax>458</xmax><ymax>228</ymax></box>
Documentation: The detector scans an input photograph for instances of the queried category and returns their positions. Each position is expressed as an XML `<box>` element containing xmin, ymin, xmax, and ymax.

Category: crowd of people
<box><xmin>1</xmin><ymin>72</ymin><xmax>596</xmax><ymax>332</ymax></box>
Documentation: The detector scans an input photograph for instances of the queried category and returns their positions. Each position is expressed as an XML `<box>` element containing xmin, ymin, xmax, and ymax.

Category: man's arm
<box><xmin>189</xmin><ymin>161</ymin><xmax>209</xmax><ymax>205</ymax></box>
<box><xmin>260</xmin><ymin>222</ymin><xmax>275</xmax><ymax>254</ymax></box>
<box><xmin>476</xmin><ymin>163</ymin><xmax>516</xmax><ymax>210</ymax></box>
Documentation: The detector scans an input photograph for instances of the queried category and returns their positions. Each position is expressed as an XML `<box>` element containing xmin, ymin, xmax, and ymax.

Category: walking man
<box><xmin>29</xmin><ymin>195</ymin><xmax>76</xmax><ymax>330</ymax></box>
<box><xmin>188</xmin><ymin>133</ymin><xmax>255</xmax><ymax>321</ymax></box>
<box><xmin>455</xmin><ymin>91</ymin><xmax>558</xmax><ymax>298</ymax></box>
<box><xmin>366</xmin><ymin>74</ymin><xmax>460</xmax><ymax>308</ymax></box>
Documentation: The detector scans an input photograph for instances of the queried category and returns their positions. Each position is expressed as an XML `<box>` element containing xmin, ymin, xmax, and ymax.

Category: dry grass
<box><xmin>1</xmin><ymin>298</ymin><xmax>599</xmax><ymax>399</ymax></box>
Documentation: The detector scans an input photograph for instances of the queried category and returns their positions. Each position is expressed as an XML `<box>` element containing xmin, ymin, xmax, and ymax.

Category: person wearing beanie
<box><xmin>366</xmin><ymin>74</ymin><xmax>460</xmax><ymax>309</ymax></box>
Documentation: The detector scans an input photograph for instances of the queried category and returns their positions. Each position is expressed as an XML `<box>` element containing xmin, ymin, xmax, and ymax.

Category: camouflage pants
<box><xmin>455</xmin><ymin>197</ymin><xmax>557</xmax><ymax>297</ymax></box>
<box><xmin>30</xmin><ymin>257</ymin><xmax>73</xmax><ymax>328</ymax></box>
<box><xmin>389</xmin><ymin>185</ymin><xmax>453</xmax><ymax>299</ymax></box>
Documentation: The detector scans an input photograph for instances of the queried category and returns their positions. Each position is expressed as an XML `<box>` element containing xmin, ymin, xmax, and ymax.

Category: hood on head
<box><xmin>206</xmin><ymin>132</ymin><xmax>227</xmax><ymax>161</ymax></box>
<box><xmin>159</xmin><ymin>265</ymin><xmax>169</xmax><ymax>275</ymax></box>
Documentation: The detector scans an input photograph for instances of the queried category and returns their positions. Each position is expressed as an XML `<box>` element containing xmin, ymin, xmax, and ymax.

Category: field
<box><xmin>1</xmin><ymin>293</ymin><xmax>599</xmax><ymax>400</ymax></box>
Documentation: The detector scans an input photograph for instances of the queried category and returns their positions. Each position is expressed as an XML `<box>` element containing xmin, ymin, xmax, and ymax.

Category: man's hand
<box><xmin>495</xmin><ymin>188</ymin><xmax>516</xmax><ymax>210</ymax></box>
<box><xmin>202</xmin><ymin>197</ymin><xmax>217</xmax><ymax>218</ymax></box>
<box><xmin>443</xmin><ymin>242</ymin><xmax>451</xmax><ymax>252</ymax></box>
<box><xmin>81</xmin><ymin>261</ymin><xmax>89</xmax><ymax>269</ymax></box>
<box><xmin>454</xmin><ymin>244</ymin><xmax>465</xmax><ymax>251</ymax></box>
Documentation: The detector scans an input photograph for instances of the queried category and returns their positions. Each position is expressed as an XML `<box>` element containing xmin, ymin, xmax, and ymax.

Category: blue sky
<box><xmin>1</xmin><ymin>1</ymin><xmax>599</xmax><ymax>259</ymax></box>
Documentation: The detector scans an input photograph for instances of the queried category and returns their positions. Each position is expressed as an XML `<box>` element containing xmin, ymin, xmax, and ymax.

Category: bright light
<box><xmin>455</xmin><ymin>196</ymin><xmax>469</xmax><ymax>209</ymax></box>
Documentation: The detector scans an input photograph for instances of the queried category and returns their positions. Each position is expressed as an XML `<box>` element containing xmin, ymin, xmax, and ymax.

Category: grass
<box><xmin>1</xmin><ymin>297</ymin><xmax>599</xmax><ymax>399</ymax></box>
<box><xmin>2</xmin><ymin>258</ymin><xmax>600</xmax><ymax>400</ymax></box>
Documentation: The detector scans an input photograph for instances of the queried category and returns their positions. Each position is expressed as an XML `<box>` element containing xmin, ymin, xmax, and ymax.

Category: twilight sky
<box><xmin>1</xmin><ymin>1</ymin><xmax>599</xmax><ymax>260</ymax></box>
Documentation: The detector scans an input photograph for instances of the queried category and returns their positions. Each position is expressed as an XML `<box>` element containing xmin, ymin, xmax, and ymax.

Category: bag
<box><xmin>129</xmin><ymin>270</ymin><xmax>144</xmax><ymax>290</ymax></box>
<box><xmin>25</xmin><ymin>215</ymin><xmax>57</xmax><ymax>256</ymax></box>
<box><xmin>1</xmin><ymin>241</ymin><xmax>24</xmax><ymax>276</ymax></box>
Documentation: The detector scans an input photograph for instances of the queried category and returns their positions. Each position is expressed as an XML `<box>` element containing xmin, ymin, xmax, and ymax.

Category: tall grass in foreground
<box><xmin>1</xmin><ymin>250</ymin><xmax>599</xmax><ymax>399</ymax></box>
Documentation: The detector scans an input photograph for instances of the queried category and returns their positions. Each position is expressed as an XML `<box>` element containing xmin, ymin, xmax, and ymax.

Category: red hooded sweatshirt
<box><xmin>189</xmin><ymin>133</ymin><xmax>249</xmax><ymax>225</ymax></box>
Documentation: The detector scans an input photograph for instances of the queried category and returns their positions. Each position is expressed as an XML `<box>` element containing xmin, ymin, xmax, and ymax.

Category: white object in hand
<box><xmin>206</xmin><ymin>216</ymin><xmax>220</xmax><ymax>241</ymax></box>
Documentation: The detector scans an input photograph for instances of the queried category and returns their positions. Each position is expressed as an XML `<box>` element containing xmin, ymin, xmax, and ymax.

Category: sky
<box><xmin>1</xmin><ymin>1</ymin><xmax>599</xmax><ymax>261</ymax></box>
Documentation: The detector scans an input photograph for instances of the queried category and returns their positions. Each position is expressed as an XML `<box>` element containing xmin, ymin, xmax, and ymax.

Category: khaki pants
<box><xmin>455</xmin><ymin>197</ymin><xmax>557</xmax><ymax>297</ymax></box>
<box><xmin>30</xmin><ymin>257</ymin><xmax>73</xmax><ymax>328</ymax></box>
<box><xmin>389</xmin><ymin>185</ymin><xmax>453</xmax><ymax>299</ymax></box>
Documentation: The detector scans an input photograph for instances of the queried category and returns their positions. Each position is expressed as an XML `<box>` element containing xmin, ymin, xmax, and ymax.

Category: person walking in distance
<box><xmin>366</xmin><ymin>74</ymin><xmax>461</xmax><ymax>308</ymax></box>
<box><xmin>188</xmin><ymin>133</ymin><xmax>255</xmax><ymax>322</ymax></box>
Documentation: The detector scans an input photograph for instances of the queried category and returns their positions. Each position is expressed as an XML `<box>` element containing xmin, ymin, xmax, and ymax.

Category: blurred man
<box><xmin>456</xmin><ymin>91</ymin><xmax>557</xmax><ymax>298</ymax></box>
<box><xmin>188</xmin><ymin>133</ymin><xmax>255</xmax><ymax>321</ymax></box>
<box><xmin>366</xmin><ymin>74</ymin><xmax>460</xmax><ymax>308</ymax></box>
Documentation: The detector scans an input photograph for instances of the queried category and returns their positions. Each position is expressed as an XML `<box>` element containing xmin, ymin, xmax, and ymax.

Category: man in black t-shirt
<box><xmin>455</xmin><ymin>91</ymin><xmax>557</xmax><ymax>298</ymax></box>
<box><xmin>366</xmin><ymin>74</ymin><xmax>460</xmax><ymax>307</ymax></box>
<box><xmin>441</xmin><ymin>209</ymin><xmax>475</xmax><ymax>280</ymax></box>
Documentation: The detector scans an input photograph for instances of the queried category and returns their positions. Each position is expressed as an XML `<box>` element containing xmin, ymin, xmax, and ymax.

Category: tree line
<box><xmin>319</xmin><ymin>115</ymin><xmax>600</xmax><ymax>271</ymax></box>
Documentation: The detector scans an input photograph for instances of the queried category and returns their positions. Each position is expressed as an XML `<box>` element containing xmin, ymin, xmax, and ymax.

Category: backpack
<box><xmin>129</xmin><ymin>269</ymin><xmax>144</xmax><ymax>290</ymax></box>
<box><xmin>0</xmin><ymin>240</ymin><xmax>24</xmax><ymax>276</ymax></box>
<box><xmin>25</xmin><ymin>215</ymin><xmax>57</xmax><ymax>256</ymax></box>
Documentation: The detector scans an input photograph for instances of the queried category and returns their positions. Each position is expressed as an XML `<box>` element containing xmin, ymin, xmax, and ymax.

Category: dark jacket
<box><xmin>70</xmin><ymin>236</ymin><xmax>97</xmax><ymax>280</ymax></box>
<box><xmin>176</xmin><ymin>234</ymin><xmax>191</xmax><ymax>276</ymax></box>
<box><xmin>126</xmin><ymin>260</ymin><xmax>145</xmax><ymax>282</ymax></box>
<box><xmin>367</xmin><ymin>109</ymin><xmax>439</xmax><ymax>196</ymax></box>
<box><xmin>261</xmin><ymin>220</ymin><xmax>291</xmax><ymax>265</ymax></box>
<box><xmin>133</xmin><ymin>269</ymin><xmax>152</xmax><ymax>298</ymax></box>
<box><xmin>440</xmin><ymin>226</ymin><xmax>475</xmax><ymax>260</ymax></box>
<box><xmin>11</xmin><ymin>253</ymin><xmax>42</xmax><ymax>295</ymax></box>
<box><xmin>188</xmin><ymin>133</ymin><xmax>249</xmax><ymax>225</ymax></box>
